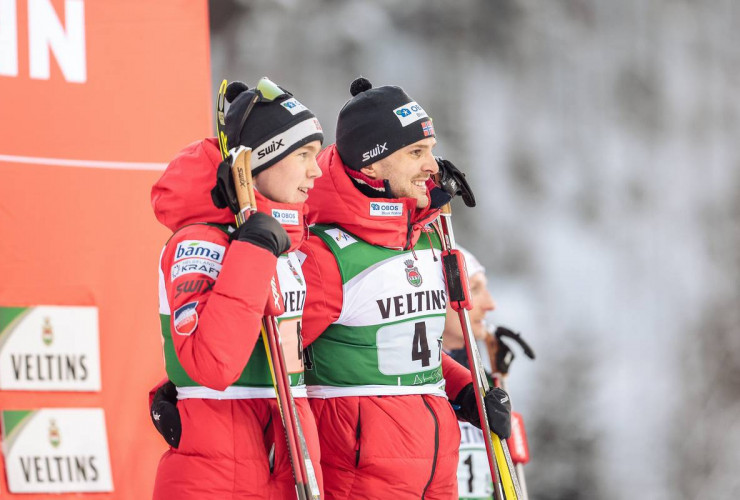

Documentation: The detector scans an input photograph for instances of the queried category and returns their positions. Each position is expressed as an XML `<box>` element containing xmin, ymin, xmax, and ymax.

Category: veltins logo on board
<box><xmin>0</xmin><ymin>305</ymin><xmax>101</xmax><ymax>391</ymax></box>
<box><xmin>1</xmin><ymin>408</ymin><xmax>114</xmax><ymax>493</ymax></box>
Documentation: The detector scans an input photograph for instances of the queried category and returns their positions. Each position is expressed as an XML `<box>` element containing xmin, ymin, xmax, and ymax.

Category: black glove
<box><xmin>454</xmin><ymin>383</ymin><xmax>511</xmax><ymax>439</ymax></box>
<box><xmin>150</xmin><ymin>381</ymin><xmax>181</xmax><ymax>448</ymax></box>
<box><xmin>435</xmin><ymin>157</ymin><xmax>476</xmax><ymax>207</ymax></box>
<box><xmin>211</xmin><ymin>160</ymin><xmax>240</xmax><ymax>213</ymax></box>
<box><xmin>230</xmin><ymin>212</ymin><xmax>291</xmax><ymax>257</ymax></box>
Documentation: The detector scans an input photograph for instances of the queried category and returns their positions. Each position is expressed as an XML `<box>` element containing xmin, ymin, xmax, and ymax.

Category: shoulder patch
<box><xmin>174</xmin><ymin>240</ymin><xmax>225</xmax><ymax>263</ymax></box>
<box><xmin>173</xmin><ymin>301</ymin><xmax>199</xmax><ymax>336</ymax></box>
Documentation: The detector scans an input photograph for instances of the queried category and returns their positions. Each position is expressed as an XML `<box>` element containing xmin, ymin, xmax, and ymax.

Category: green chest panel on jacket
<box><xmin>305</xmin><ymin>224</ymin><xmax>448</xmax><ymax>390</ymax></box>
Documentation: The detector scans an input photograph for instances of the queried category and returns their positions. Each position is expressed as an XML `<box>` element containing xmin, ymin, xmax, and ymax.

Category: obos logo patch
<box><xmin>393</xmin><ymin>101</ymin><xmax>428</xmax><ymax>127</ymax></box>
<box><xmin>272</xmin><ymin>209</ymin><xmax>300</xmax><ymax>225</ymax></box>
<box><xmin>369</xmin><ymin>202</ymin><xmax>404</xmax><ymax>217</ymax></box>
<box><xmin>173</xmin><ymin>301</ymin><xmax>199</xmax><ymax>336</ymax></box>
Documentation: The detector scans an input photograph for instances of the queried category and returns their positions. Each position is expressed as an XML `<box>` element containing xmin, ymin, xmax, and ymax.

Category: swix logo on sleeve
<box><xmin>174</xmin><ymin>241</ymin><xmax>224</xmax><ymax>263</ymax></box>
<box><xmin>281</xmin><ymin>98</ymin><xmax>308</xmax><ymax>115</ymax></box>
<box><xmin>393</xmin><ymin>101</ymin><xmax>428</xmax><ymax>127</ymax></box>
<box><xmin>361</xmin><ymin>142</ymin><xmax>387</xmax><ymax>162</ymax></box>
<box><xmin>369</xmin><ymin>202</ymin><xmax>404</xmax><ymax>217</ymax></box>
<box><xmin>271</xmin><ymin>208</ymin><xmax>300</xmax><ymax>225</ymax></box>
<box><xmin>173</xmin><ymin>302</ymin><xmax>198</xmax><ymax>336</ymax></box>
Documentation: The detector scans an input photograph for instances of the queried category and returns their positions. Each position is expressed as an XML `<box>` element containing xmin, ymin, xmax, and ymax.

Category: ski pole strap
<box><xmin>441</xmin><ymin>249</ymin><xmax>473</xmax><ymax>311</ymax></box>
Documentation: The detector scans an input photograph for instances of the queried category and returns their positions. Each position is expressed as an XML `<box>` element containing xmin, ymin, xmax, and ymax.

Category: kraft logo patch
<box><xmin>369</xmin><ymin>202</ymin><xmax>404</xmax><ymax>217</ymax></box>
<box><xmin>393</xmin><ymin>101</ymin><xmax>428</xmax><ymax>127</ymax></box>
<box><xmin>272</xmin><ymin>208</ymin><xmax>300</xmax><ymax>225</ymax></box>
<box><xmin>171</xmin><ymin>258</ymin><xmax>222</xmax><ymax>281</ymax></box>
<box><xmin>173</xmin><ymin>301</ymin><xmax>199</xmax><ymax>336</ymax></box>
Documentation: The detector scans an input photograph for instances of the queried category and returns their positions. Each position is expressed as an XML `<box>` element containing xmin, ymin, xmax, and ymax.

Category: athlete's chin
<box><xmin>415</xmin><ymin>196</ymin><xmax>430</xmax><ymax>209</ymax></box>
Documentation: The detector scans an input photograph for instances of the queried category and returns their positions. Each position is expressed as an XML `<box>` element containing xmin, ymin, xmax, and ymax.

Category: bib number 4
<box><xmin>377</xmin><ymin>316</ymin><xmax>444</xmax><ymax>375</ymax></box>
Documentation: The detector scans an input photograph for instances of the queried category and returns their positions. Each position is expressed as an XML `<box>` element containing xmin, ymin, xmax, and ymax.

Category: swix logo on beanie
<box><xmin>362</xmin><ymin>142</ymin><xmax>388</xmax><ymax>162</ymax></box>
<box><xmin>257</xmin><ymin>139</ymin><xmax>285</xmax><ymax>159</ymax></box>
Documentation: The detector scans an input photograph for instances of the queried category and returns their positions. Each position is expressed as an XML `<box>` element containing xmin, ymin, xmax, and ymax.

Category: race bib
<box><xmin>458</xmin><ymin>422</ymin><xmax>493</xmax><ymax>499</ymax></box>
<box><xmin>277</xmin><ymin>318</ymin><xmax>303</xmax><ymax>375</ymax></box>
<box><xmin>376</xmin><ymin>316</ymin><xmax>444</xmax><ymax>375</ymax></box>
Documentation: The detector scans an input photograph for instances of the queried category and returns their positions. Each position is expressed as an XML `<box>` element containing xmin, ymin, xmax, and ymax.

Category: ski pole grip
<box><xmin>442</xmin><ymin>249</ymin><xmax>472</xmax><ymax>311</ymax></box>
<box><xmin>231</xmin><ymin>147</ymin><xmax>256</xmax><ymax>218</ymax></box>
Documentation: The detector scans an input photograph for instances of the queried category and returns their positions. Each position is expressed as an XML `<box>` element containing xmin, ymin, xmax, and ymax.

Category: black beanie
<box><xmin>336</xmin><ymin>77</ymin><xmax>436</xmax><ymax>170</ymax></box>
<box><xmin>224</xmin><ymin>79</ymin><xmax>324</xmax><ymax>175</ymax></box>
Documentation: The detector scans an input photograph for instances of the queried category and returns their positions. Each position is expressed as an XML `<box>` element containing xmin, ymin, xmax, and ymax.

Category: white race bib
<box><xmin>376</xmin><ymin>316</ymin><xmax>444</xmax><ymax>376</ymax></box>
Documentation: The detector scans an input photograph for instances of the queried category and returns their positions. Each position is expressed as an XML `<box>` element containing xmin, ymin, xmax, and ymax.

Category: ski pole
<box><xmin>229</xmin><ymin>146</ymin><xmax>319</xmax><ymax>499</ymax></box>
<box><xmin>437</xmin><ymin>204</ymin><xmax>522</xmax><ymax>500</ymax></box>
<box><xmin>486</xmin><ymin>326</ymin><xmax>535</xmax><ymax>500</ymax></box>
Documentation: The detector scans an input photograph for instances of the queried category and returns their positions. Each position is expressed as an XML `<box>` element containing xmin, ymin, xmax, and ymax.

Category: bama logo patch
<box><xmin>393</xmin><ymin>101</ymin><xmax>428</xmax><ymax>127</ymax></box>
<box><xmin>369</xmin><ymin>202</ymin><xmax>404</xmax><ymax>217</ymax></box>
<box><xmin>272</xmin><ymin>209</ymin><xmax>300</xmax><ymax>225</ymax></box>
<box><xmin>281</xmin><ymin>98</ymin><xmax>308</xmax><ymax>115</ymax></box>
<box><xmin>174</xmin><ymin>240</ymin><xmax>225</xmax><ymax>263</ymax></box>
<box><xmin>173</xmin><ymin>301</ymin><xmax>198</xmax><ymax>336</ymax></box>
<box><xmin>324</xmin><ymin>228</ymin><xmax>357</xmax><ymax>249</ymax></box>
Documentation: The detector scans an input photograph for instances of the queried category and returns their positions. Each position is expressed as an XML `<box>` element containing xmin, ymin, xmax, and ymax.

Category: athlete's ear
<box><xmin>360</xmin><ymin>163</ymin><xmax>379</xmax><ymax>179</ymax></box>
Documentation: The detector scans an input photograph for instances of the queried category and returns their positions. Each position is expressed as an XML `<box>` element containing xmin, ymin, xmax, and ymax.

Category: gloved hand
<box><xmin>211</xmin><ymin>160</ymin><xmax>240</xmax><ymax>214</ymax></box>
<box><xmin>230</xmin><ymin>212</ymin><xmax>291</xmax><ymax>257</ymax></box>
<box><xmin>435</xmin><ymin>157</ymin><xmax>476</xmax><ymax>207</ymax></box>
<box><xmin>454</xmin><ymin>383</ymin><xmax>511</xmax><ymax>438</ymax></box>
<box><xmin>150</xmin><ymin>381</ymin><xmax>181</xmax><ymax>448</ymax></box>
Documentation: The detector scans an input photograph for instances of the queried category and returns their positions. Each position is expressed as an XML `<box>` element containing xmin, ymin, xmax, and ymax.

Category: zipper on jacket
<box><xmin>421</xmin><ymin>396</ymin><xmax>440</xmax><ymax>499</ymax></box>
<box><xmin>354</xmin><ymin>410</ymin><xmax>362</xmax><ymax>467</ymax></box>
<box><xmin>404</xmin><ymin>210</ymin><xmax>414</xmax><ymax>250</ymax></box>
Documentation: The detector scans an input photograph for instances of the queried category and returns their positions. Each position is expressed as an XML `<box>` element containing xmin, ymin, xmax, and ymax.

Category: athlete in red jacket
<box><xmin>150</xmin><ymin>79</ymin><xmax>324</xmax><ymax>499</ymax></box>
<box><xmin>299</xmin><ymin>78</ymin><xmax>511</xmax><ymax>499</ymax></box>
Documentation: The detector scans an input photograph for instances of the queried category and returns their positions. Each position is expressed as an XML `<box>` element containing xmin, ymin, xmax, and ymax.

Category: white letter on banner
<box><xmin>0</xmin><ymin>0</ymin><xmax>18</xmax><ymax>77</ymax></box>
<box><xmin>28</xmin><ymin>0</ymin><xmax>86</xmax><ymax>82</ymax></box>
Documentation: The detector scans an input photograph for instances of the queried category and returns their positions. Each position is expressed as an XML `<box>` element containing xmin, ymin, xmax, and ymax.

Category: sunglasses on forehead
<box><xmin>216</xmin><ymin>77</ymin><xmax>291</xmax><ymax>160</ymax></box>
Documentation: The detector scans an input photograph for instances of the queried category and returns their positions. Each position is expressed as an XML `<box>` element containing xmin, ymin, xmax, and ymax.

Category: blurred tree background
<box><xmin>208</xmin><ymin>1</ymin><xmax>740</xmax><ymax>498</ymax></box>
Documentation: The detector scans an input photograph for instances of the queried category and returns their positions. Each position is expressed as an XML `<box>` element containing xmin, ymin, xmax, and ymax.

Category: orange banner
<box><xmin>0</xmin><ymin>1</ymin><xmax>212</xmax><ymax>498</ymax></box>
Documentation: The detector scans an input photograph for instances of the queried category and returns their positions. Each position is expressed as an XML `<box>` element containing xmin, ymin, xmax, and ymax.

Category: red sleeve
<box><xmin>298</xmin><ymin>236</ymin><xmax>343</xmax><ymax>345</ymax></box>
<box><xmin>148</xmin><ymin>377</ymin><xmax>169</xmax><ymax>407</ymax></box>
<box><xmin>161</xmin><ymin>225</ymin><xmax>277</xmax><ymax>390</ymax></box>
<box><xmin>442</xmin><ymin>351</ymin><xmax>473</xmax><ymax>401</ymax></box>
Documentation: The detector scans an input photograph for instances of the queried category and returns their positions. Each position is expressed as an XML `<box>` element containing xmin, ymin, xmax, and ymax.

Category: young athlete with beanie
<box><xmin>149</xmin><ymin>77</ymin><xmax>325</xmax><ymax>499</ymax></box>
<box><xmin>299</xmin><ymin>78</ymin><xmax>512</xmax><ymax>499</ymax></box>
